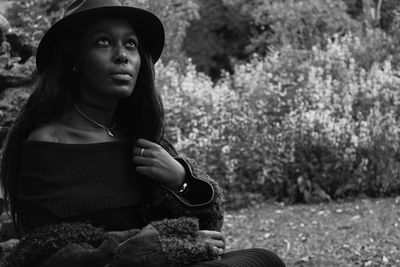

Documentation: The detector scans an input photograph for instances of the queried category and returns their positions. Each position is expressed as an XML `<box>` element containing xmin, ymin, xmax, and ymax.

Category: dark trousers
<box><xmin>191</xmin><ymin>248</ymin><xmax>286</xmax><ymax>267</ymax></box>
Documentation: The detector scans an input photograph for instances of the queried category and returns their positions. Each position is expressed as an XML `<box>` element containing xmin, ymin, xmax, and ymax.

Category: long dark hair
<box><xmin>0</xmin><ymin>18</ymin><xmax>165</xmax><ymax>237</ymax></box>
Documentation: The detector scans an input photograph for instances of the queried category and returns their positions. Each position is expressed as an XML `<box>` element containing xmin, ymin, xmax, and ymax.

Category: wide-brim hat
<box><xmin>36</xmin><ymin>0</ymin><xmax>165</xmax><ymax>74</ymax></box>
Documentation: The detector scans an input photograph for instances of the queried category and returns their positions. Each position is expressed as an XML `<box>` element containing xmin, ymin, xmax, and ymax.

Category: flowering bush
<box><xmin>157</xmin><ymin>33</ymin><xmax>400</xmax><ymax>207</ymax></box>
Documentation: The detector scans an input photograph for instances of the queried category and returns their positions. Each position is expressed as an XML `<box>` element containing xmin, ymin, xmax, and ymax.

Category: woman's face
<box><xmin>76</xmin><ymin>17</ymin><xmax>141</xmax><ymax>102</ymax></box>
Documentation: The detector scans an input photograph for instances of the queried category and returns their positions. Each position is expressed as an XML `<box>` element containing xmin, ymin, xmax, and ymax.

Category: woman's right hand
<box><xmin>196</xmin><ymin>230</ymin><xmax>226</xmax><ymax>255</ymax></box>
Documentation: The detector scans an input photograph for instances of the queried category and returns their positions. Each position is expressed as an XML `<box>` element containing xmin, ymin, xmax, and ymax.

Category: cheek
<box><xmin>80</xmin><ymin>52</ymin><xmax>108</xmax><ymax>73</ymax></box>
<box><xmin>79</xmin><ymin>52</ymin><xmax>109</xmax><ymax>84</ymax></box>
<box><xmin>131</xmin><ymin>54</ymin><xmax>141</xmax><ymax>77</ymax></box>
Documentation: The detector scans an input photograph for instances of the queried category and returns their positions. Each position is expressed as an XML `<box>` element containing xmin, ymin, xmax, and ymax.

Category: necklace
<box><xmin>73</xmin><ymin>104</ymin><xmax>116</xmax><ymax>137</ymax></box>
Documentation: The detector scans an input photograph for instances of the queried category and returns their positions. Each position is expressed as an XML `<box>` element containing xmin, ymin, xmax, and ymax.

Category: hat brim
<box><xmin>36</xmin><ymin>6</ymin><xmax>165</xmax><ymax>73</ymax></box>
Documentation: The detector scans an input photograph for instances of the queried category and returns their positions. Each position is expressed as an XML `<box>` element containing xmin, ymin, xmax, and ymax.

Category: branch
<box><xmin>376</xmin><ymin>0</ymin><xmax>383</xmax><ymax>23</ymax></box>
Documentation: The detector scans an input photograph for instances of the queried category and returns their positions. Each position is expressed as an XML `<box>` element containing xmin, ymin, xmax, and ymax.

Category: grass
<box><xmin>222</xmin><ymin>197</ymin><xmax>400</xmax><ymax>267</ymax></box>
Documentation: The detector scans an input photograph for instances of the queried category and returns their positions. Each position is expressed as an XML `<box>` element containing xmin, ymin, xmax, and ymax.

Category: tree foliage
<box><xmin>182</xmin><ymin>0</ymin><xmax>252</xmax><ymax>80</ymax></box>
<box><xmin>5</xmin><ymin>0</ymin><xmax>68</xmax><ymax>47</ymax></box>
<box><xmin>3</xmin><ymin>0</ymin><xmax>400</xmax><ymax>77</ymax></box>
<box><xmin>227</xmin><ymin>0</ymin><xmax>361</xmax><ymax>53</ymax></box>
<box><xmin>121</xmin><ymin>0</ymin><xmax>199</xmax><ymax>63</ymax></box>
<box><xmin>184</xmin><ymin>0</ymin><xmax>400</xmax><ymax>76</ymax></box>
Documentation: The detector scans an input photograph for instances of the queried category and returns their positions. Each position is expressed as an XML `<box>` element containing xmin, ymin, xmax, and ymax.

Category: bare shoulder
<box><xmin>27</xmin><ymin>123</ymin><xmax>62</xmax><ymax>143</ymax></box>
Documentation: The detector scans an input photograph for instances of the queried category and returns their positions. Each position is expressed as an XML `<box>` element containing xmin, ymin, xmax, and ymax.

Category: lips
<box><xmin>110</xmin><ymin>73</ymin><xmax>132</xmax><ymax>81</ymax></box>
<box><xmin>109</xmin><ymin>71</ymin><xmax>133</xmax><ymax>82</ymax></box>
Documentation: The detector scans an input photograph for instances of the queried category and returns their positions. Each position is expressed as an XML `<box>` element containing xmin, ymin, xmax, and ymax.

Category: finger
<box><xmin>132</xmin><ymin>156</ymin><xmax>154</xmax><ymax>166</ymax></box>
<box><xmin>135</xmin><ymin>138</ymin><xmax>159</xmax><ymax>149</ymax></box>
<box><xmin>208</xmin><ymin>239</ymin><xmax>225</xmax><ymax>249</ymax></box>
<box><xmin>199</xmin><ymin>230</ymin><xmax>225</xmax><ymax>240</ymax></box>
<box><xmin>220</xmin><ymin>233</ymin><xmax>226</xmax><ymax>249</ymax></box>
<box><xmin>133</xmin><ymin>147</ymin><xmax>151</xmax><ymax>157</ymax></box>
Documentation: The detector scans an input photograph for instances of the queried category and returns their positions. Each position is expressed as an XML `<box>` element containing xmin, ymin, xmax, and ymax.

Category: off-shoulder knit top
<box><xmin>18</xmin><ymin>141</ymin><xmax>213</xmax><ymax>232</ymax></box>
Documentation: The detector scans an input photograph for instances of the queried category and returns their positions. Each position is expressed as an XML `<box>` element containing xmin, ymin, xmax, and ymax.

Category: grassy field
<box><xmin>222</xmin><ymin>197</ymin><xmax>400</xmax><ymax>267</ymax></box>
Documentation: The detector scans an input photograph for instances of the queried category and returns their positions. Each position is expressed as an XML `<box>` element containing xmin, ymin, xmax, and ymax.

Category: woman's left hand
<box><xmin>133</xmin><ymin>138</ymin><xmax>186</xmax><ymax>190</ymax></box>
<box><xmin>196</xmin><ymin>230</ymin><xmax>226</xmax><ymax>255</ymax></box>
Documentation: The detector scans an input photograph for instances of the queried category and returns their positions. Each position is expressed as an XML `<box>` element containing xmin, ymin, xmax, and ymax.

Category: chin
<box><xmin>108</xmin><ymin>85</ymin><xmax>135</xmax><ymax>98</ymax></box>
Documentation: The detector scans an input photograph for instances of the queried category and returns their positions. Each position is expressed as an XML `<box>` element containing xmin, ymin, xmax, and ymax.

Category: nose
<box><xmin>114</xmin><ymin>46</ymin><xmax>128</xmax><ymax>64</ymax></box>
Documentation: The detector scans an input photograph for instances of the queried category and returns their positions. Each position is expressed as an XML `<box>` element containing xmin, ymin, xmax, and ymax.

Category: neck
<box><xmin>73</xmin><ymin>101</ymin><xmax>115</xmax><ymax>128</ymax></box>
<box><xmin>80</xmin><ymin>99</ymin><xmax>116</xmax><ymax>112</ymax></box>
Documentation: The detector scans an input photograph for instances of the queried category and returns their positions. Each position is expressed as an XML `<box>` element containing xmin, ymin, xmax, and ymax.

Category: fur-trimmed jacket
<box><xmin>3</xmin><ymin>140</ymin><xmax>225</xmax><ymax>267</ymax></box>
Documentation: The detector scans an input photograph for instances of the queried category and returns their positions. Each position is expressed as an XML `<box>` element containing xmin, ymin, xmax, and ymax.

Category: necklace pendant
<box><xmin>107</xmin><ymin>128</ymin><xmax>114</xmax><ymax>137</ymax></box>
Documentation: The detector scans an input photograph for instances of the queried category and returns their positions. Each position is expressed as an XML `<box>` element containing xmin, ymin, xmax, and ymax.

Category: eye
<box><xmin>126</xmin><ymin>39</ymin><xmax>138</xmax><ymax>49</ymax></box>
<box><xmin>95</xmin><ymin>37</ymin><xmax>110</xmax><ymax>47</ymax></box>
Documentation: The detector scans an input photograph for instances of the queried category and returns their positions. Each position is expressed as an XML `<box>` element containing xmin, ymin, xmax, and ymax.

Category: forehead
<box><xmin>82</xmin><ymin>17</ymin><xmax>138</xmax><ymax>36</ymax></box>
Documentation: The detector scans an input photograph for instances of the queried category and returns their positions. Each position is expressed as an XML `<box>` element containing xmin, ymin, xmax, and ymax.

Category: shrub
<box><xmin>157</xmin><ymin>33</ymin><xmax>400</xmax><ymax>207</ymax></box>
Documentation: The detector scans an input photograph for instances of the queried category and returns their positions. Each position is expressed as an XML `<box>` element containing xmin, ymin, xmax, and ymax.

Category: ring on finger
<box><xmin>215</xmin><ymin>247</ymin><xmax>224</xmax><ymax>255</ymax></box>
<box><xmin>140</xmin><ymin>148</ymin><xmax>145</xmax><ymax>157</ymax></box>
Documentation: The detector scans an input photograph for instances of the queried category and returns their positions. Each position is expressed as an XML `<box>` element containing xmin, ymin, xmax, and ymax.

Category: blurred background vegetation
<box><xmin>1</xmin><ymin>0</ymin><xmax>400</xmax><ymax>209</ymax></box>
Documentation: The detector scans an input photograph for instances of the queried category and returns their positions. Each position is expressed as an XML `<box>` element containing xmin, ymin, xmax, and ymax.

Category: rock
<box><xmin>5</xmin><ymin>32</ymin><xmax>33</xmax><ymax>61</ymax></box>
<box><xmin>0</xmin><ymin>73</ymin><xmax>33</xmax><ymax>90</ymax></box>
<box><xmin>0</xmin><ymin>13</ymin><xmax>9</xmax><ymax>31</ymax></box>
<box><xmin>0</xmin><ymin>86</ymin><xmax>31</xmax><ymax>144</ymax></box>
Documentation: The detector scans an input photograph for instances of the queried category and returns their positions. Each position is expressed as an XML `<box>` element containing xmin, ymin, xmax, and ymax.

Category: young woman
<box><xmin>0</xmin><ymin>0</ymin><xmax>285</xmax><ymax>266</ymax></box>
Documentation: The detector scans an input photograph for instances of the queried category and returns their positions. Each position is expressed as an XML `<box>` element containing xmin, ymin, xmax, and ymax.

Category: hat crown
<box><xmin>64</xmin><ymin>0</ymin><xmax>123</xmax><ymax>17</ymax></box>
